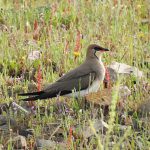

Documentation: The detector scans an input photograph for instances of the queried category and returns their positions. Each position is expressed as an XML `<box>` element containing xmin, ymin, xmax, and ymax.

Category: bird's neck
<box><xmin>98</xmin><ymin>56</ymin><xmax>104</xmax><ymax>67</ymax></box>
<box><xmin>97</xmin><ymin>55</ymin><xmax>103</xmax><ymax>64</ymax></box>
<box><xmin>98</xmin><ymin>56</ymin><xmax>105</xmax><ymax>71</ymax></box>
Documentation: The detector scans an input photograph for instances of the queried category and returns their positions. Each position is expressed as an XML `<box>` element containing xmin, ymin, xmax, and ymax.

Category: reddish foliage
<box><xmin>74</xmin><ymin>30</ymin><xmax>81</xmax><ymax>53</ymax></box>
<box><xmin>113</xmin><ymin>0</ymin><xmax>118</xmax><ymax>6</ymax></box>
<box><xmin>33</xmin><ymin>20</ymin><xmax>40</xmax><ymax>40</ymax></box>
<box><xmin>67</xmin><ymin>127</ymin><xmax>73</xmax><ymax>149</ymax></box>
<box><xmin>34</xmin><ymin>20</ymin><xmax>38</xmax><ymax>31</ymax></box>
<box><xmin>104</xmin><ymin>67</ymin><xmax>110</xmax><ymax>88</ymax></box>
<box><xmin>74</xmin><ymin>30</ymin><xmax>81</xmax><ymax>60</ymax></box>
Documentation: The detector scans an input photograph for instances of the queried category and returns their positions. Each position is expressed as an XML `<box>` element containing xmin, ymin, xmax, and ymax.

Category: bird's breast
<box><xmin>88</xmin><ymin>79</ymin><xmax>100</xmax><ymax>93</ymax></box>
<box><xmin>97</xmin><ymin>59</ymin><xmax>105</xmax><ymax>81</ymax></box>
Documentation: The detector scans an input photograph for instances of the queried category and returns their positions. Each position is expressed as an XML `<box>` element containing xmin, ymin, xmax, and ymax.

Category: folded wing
<box><xmin>19</xmin><ymin>63</ymin><xmax>96</xmax><ymax>101</ymax></box>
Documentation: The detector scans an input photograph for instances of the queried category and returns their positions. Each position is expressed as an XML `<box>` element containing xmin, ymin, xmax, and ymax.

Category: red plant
<box><xmin>74</xmin><ymin>30</ymin><xmax>81</xmax><ymax>60</ymax></box>
<box><xmin>113</xmin><ymin>0</ymin><xmax>118</xmax><ymax>6</ymax></box>
<box><xmin>67</xmin><ymin>127</ymin><xmax>73</xmax><ymax>149</ymax></box>
<box><xmin>104</xmin><ymin>66</ymin><xmax>110</xmax><ymax>88</ymax></box>
<box><xmin>33</xmin><ymin>20</ymin><xmax>40</xmax><ymax>40</ymax></box>
<box><xmin>34</xmin><ymin>20</ymin><xmax>38</xmax><ymax>31</ymax></box>
<box><xmin>74</xmin><ymin>30</ymin><xmax>81</xmax><ymax>52</ymax></box>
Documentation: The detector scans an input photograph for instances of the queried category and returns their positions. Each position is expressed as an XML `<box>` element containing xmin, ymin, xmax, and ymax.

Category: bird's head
<box><xmin>86</xmin><ymin>44</ymin><xmax>109</xmax><ymax>60</ymax></box>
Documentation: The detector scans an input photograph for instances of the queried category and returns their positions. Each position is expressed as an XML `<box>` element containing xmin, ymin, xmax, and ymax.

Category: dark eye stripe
<box><xmin>94</xmin><ymin>47</ymin><xmax>101</xmax><ymax>51</ymax></box>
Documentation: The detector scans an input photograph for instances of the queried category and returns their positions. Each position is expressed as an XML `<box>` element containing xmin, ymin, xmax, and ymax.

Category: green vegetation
<box><xmin>0</xmin><ymin>0</ymin><xmax>149</xmax><ymax>149</ymax></box>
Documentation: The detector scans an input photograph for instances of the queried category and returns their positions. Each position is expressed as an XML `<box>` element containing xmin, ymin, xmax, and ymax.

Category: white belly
<box><xmin>64</xmin><ymin>80</ymin><xmax>100</xmax><ymax>98</ymax></box>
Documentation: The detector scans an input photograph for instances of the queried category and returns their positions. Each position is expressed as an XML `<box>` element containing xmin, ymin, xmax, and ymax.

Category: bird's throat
<box><xmin>94</xmin><ymin>50</ymin><xmax>99</xmax><ymax>60</ymax></box>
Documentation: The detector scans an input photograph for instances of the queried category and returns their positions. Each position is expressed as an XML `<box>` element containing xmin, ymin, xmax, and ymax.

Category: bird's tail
<box><xmin>20</xmin><ymin>95</ymin><xmax>44</xmax><ymax>101</ymax></box>
<box><xmin>19</xmin><ymin>91</ymin><xmax>46</xmax><ymax>101</ymax></box>
<box><xmin>19</xmin><ymin>91</ymin><xmax>57</xmax><ymax>101</ymax></box>
<box><xmin>18</xmin><ymin>91</ymin><xmax>44</xmax><ymax>96</ymax></box>
<box><xmin>19</xmin><ymin>90</ymin><xmax>71</xmax><ymax>101</ymax></box>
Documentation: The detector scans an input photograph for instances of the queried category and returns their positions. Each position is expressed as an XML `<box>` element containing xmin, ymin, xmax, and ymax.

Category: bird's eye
<box><xmin>94</xmin><ymin>47</ymin><xmax>101</xmax><ymax>51</ymax></box>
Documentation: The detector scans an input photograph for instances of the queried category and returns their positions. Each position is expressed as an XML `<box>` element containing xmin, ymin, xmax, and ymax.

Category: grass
<box><xmin>0</xmin><ymin>0</ymin><xmax>149</xmax><ymax>149</ymax></box>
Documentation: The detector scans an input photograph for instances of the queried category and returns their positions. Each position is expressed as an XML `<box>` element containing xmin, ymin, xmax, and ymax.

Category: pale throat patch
<box><xmin>97</xmin><ymin>53</ymin><xmax>105</xmax><ymax>81</ymax></box>
<box><xmin>95</xmin><ymin>50</ymin><xmax>103</xmax><ymax>59</ymax></box>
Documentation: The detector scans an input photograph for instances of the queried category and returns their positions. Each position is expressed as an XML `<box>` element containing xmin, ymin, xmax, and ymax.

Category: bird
<box><xmin>19</xmin><ymin>44</ymin><xmax>109</xmax><ymax>101</ymax></box>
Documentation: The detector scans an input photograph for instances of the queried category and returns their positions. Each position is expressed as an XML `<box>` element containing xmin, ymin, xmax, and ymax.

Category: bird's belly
<box><xmin>64</xmin><ymin>80</ymin><xmax>100</xmax><ymax>98</ymax></box>
<box><xmin>88</xmin><ymin>80</ymin><xmax>100</xmax><ymax>92</ymax></box>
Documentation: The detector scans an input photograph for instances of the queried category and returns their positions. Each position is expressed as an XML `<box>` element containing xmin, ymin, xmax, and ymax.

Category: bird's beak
<box><xmin>102</xmin><ymin>48</ymin><xmax>109</xmax><ymax>51</ymax></box>
<box><xmin>100</xmin><ymin>48</ymin><xmax>109</xmax><ymax>52</ymax></box>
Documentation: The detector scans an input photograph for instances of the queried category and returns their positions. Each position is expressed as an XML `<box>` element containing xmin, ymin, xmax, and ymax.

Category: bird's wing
<box><xmin>56</xmin><ymin>62</ymin><xmax>91</xmax><ymax>82</ymax></box>
<box><xmin>44</xmin><ymin>71</ymin><xmax>96</xmax><ymax>92</ymax></box>
<box><xmin>43</xmin><ymin>62</ymin><xmax>95</xmax><ymax>91</ymax></box>
<box><xmin>20</xmin><ymin>70</ymin><xmax>96</xmax><ymax>101</ymax></box>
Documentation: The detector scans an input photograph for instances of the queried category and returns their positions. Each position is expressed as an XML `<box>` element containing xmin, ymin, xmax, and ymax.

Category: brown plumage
<box><xmin>19</xmin><ymin>44</ymin><xmax>109</xmax><ymax>101</ymax></box>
